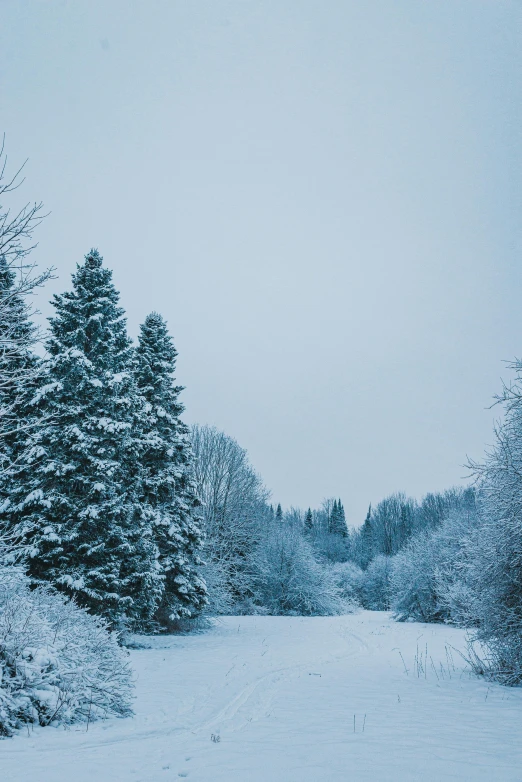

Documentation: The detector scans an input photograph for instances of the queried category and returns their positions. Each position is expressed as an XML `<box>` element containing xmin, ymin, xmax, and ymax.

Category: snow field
<box><xmin>2</xmin><ymin>611</ymin><xmax>522</xmax><ymax>781</ymax></box>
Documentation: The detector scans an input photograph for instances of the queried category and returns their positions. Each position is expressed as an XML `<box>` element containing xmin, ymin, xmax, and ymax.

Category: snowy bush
<box><xmin>430</xmin><ymin>510</ymin><xmax>479</xmax><ymax>628</ymax></box>
<box><xmin>465</xmin><ymin>631</ymin><xmax>522</xmax><ymax>688</ymax></box>
<box><xmin>255</xmin><ymin>522</ymin><xmax>349</xmax><ymax>616</ymax></box>
<box><xmin>390</xmin><ymin>532</ymin><xmax>441</xmax><ymax>622</ymax></box>
<box><xmin>390</xmin><ymin>504</ymin><xmax>479</xmax><ymax>624</ymax></box>
<box><xmin>463</xmin><ymin>505</ymin><xmax>522</xmax><ymax>685</ymax></box>
<box><xmin>463</xmin><ymin>362</ymin><xmax>522</xmax><ymax>683</ymax></box>
<box><xmin>0</xmin><ymin>566</ymin><xmax>133</xmax><ymax>737</ymax></box>
<box><xmin>312</xmin><ymin>529</ymin><xmax>351</xmax><ymax>564</ymax></box>
<box><xmin>331</xmin><ymin>561</ymin><xmax>363</xmax><ymax>605</ymax></box>
<box><xmin>361</xmin><ymin>555</ymin><xmax>393</xmax><ymax>610</ymax></box>
<box><xmin>189</xmin><ymin>556</ymin><xmax>237</xmax><ymax>619</ymax></box>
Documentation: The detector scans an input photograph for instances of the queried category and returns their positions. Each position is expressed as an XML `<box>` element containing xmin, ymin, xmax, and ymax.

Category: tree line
<box><xmin>0</xmin><ymin>148</ymin><xmax>353</xmax><ymax>642</ymax></box>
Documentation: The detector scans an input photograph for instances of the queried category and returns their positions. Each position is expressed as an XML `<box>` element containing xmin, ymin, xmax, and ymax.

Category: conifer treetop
<box><xmin>47</xmin><ymin>248</ymin><xmax>131</xmax><ymax>372</ymax></box>
<box><xmin>84</xmin><ymin>248</ymin><xmax>103</xmax><ymax>269</ymax></box>
<box><xmin>136</xmin><ymin>312</ymin><xmax>182</xmax><ymax>401</ymax></box>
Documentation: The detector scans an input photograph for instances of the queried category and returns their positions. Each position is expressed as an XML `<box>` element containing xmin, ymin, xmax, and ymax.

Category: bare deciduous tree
<box><xmin>190</xmin><ymin>424</ymin><xmax>269</xmax><ymax>612</ymax></box>
<box><xmin>0</xmin><ymin>139</ymin><xmax>53</xmax><ymax>471</ymax></box>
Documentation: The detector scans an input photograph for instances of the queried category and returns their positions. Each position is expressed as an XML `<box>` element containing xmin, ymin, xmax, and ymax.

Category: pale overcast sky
<box><xmin>2</xmin><ymin>1</ymin><xmax>521</xmax><ymax>523</ymax></box>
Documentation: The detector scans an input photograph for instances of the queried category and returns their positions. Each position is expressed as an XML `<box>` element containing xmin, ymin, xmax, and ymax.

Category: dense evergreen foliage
<box><xmin>11</xmin><ymin>251</ymin><xmax>161</xmax><ymax>625</ymax></box>
<box><xmin>135</xmin><ymin>312</ymin><xmax>207</xmax><ymax>624</ymax></box>
<box><xmin>329</xmin><ymin>500</ymin><xmax>347</xmax><ymax>536</ymax></box>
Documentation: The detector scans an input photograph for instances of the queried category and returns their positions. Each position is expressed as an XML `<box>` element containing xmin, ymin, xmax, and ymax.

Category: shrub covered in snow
<box><xmin>463</xmin><ymin>361</ymin><xmax>522</xmax><ymax>684</ymax></box>
<box><xmin>463</xmin><ymin>504</ymin><xmax>522</xmax><ymax>685</ymax></box>
<box><xmin>254</xmin><ymin>521</ymin><xmax>350</xmax><ymax>616</ymax></box>
<box><xmin>0</xmin><ymin>566</ymin><xmax>133</xmax><ymax>737</ymax></box>
<box><xmin>390</xmin><ymin>504</ymin><xmax>479</xmax><ymax>625</ymax></box>
<box><xmin>330</xmin><ymin>561</ymin><xmax>363</xmax><ymax>605</ymax></box>
<box><xmin>361</xmin><ymin>555</ymin><xmax>393</xmax><ymax>610</ymax></box>
<box><xmin>390</xmin><ymin>532</ymin><xmax>441</xmax><ymax>622</ymax></box>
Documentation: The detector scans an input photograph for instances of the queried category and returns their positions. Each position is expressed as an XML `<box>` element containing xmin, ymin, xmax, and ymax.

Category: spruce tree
<box><xmin>329</xmin><ymin>499</ymin><xmax>348</xmax><ymax>537</ymax></box>
<box><xmin>328</xmin><ymin>500</ymin><xmax>338</xmax><ymax>533</ymax></box>
<box><xmin>359</xmin><ymin>504</ymin><xmax>374</xmax><ymax>567</ymax></box>
<box><xmin>12</xmin><ymin>250</ymin><xmax>161</xmax><ymax>625</ymax></box>
<box><xmin>336</xmin><ymin>499</ymin><xmax>348</xmax><ymax>537</ymax></box>
<box><xmin>134</xmin><ymin>312</ymin><xmax>207</xmax><ymax>625</ymax></box>
<box><xmin>304</xmin><ymin>508</ymin><xmax>313</xmax><ymax>532</ymax></box>
<box><xmin>275</xmin><ymin>503</ymin><xmax>283</xmax><ymax>522</ymax></box>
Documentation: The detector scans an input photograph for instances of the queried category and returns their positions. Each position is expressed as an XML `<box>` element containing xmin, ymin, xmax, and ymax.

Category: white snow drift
<box><xmin>2</xmin><ymin>612</ymin><xmax>522</xmax><ymax>781</ymax></box>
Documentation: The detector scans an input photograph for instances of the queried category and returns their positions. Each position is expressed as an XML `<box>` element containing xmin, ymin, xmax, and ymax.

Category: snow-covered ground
<box><xmin>2</xmin><ymin>612</ymin><xmax>522</xmax><ymax>781</ymax></box>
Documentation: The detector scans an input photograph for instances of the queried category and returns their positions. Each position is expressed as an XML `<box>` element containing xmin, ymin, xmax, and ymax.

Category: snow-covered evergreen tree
<box><xmin>328</xmin><ymin>500</ymin><xmax>337</xmax><ymax>533</ymax></box>
<box><xmin>337</xmin><ymin>500</ymin><xmax>347</xmax><ymax>536</ymax></box>
<box><xmin>12</xmin><ymin>250</ymin><xmax>160</xmax><ymax>626</ymax></box>
<box><xmin>351</xmin><ymin>505</ymin><xmax>373</xmax><ymax>568</ymax></box>
<box><xmin>329</xmin><ymin>499</ymin><xmax>348</xmax><ymax>537</ymax></box>
<box><xmin>304</xmin><ymin>508</ymin><xmax>313</xmax><ymax>532</ymax></box>
<box><xmin>134</xmin><ymin>312</ymin><xmax>207</xmax><ymax>625</ymax></box>
<box><xmin>275</xmin><ymin>503</ymin><xmax>283</xmax><ymax>522</ymax></box>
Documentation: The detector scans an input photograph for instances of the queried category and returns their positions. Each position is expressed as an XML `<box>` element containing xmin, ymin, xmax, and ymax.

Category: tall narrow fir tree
<box><xmin>134</xmin><ymin>312</ymin><xmax>207</xmax><ymax>625</ymax></box>
<box><xmin>329</xmin><ymin>499</ymin><xmax>348</xmax><ymax>537</ymax></box>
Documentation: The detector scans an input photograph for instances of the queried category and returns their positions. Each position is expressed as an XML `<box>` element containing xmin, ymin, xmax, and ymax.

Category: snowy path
<box><xmin>2</xmin><ymin>612</ymin><xmax>522</xmax><ymax>781</ymax></box>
